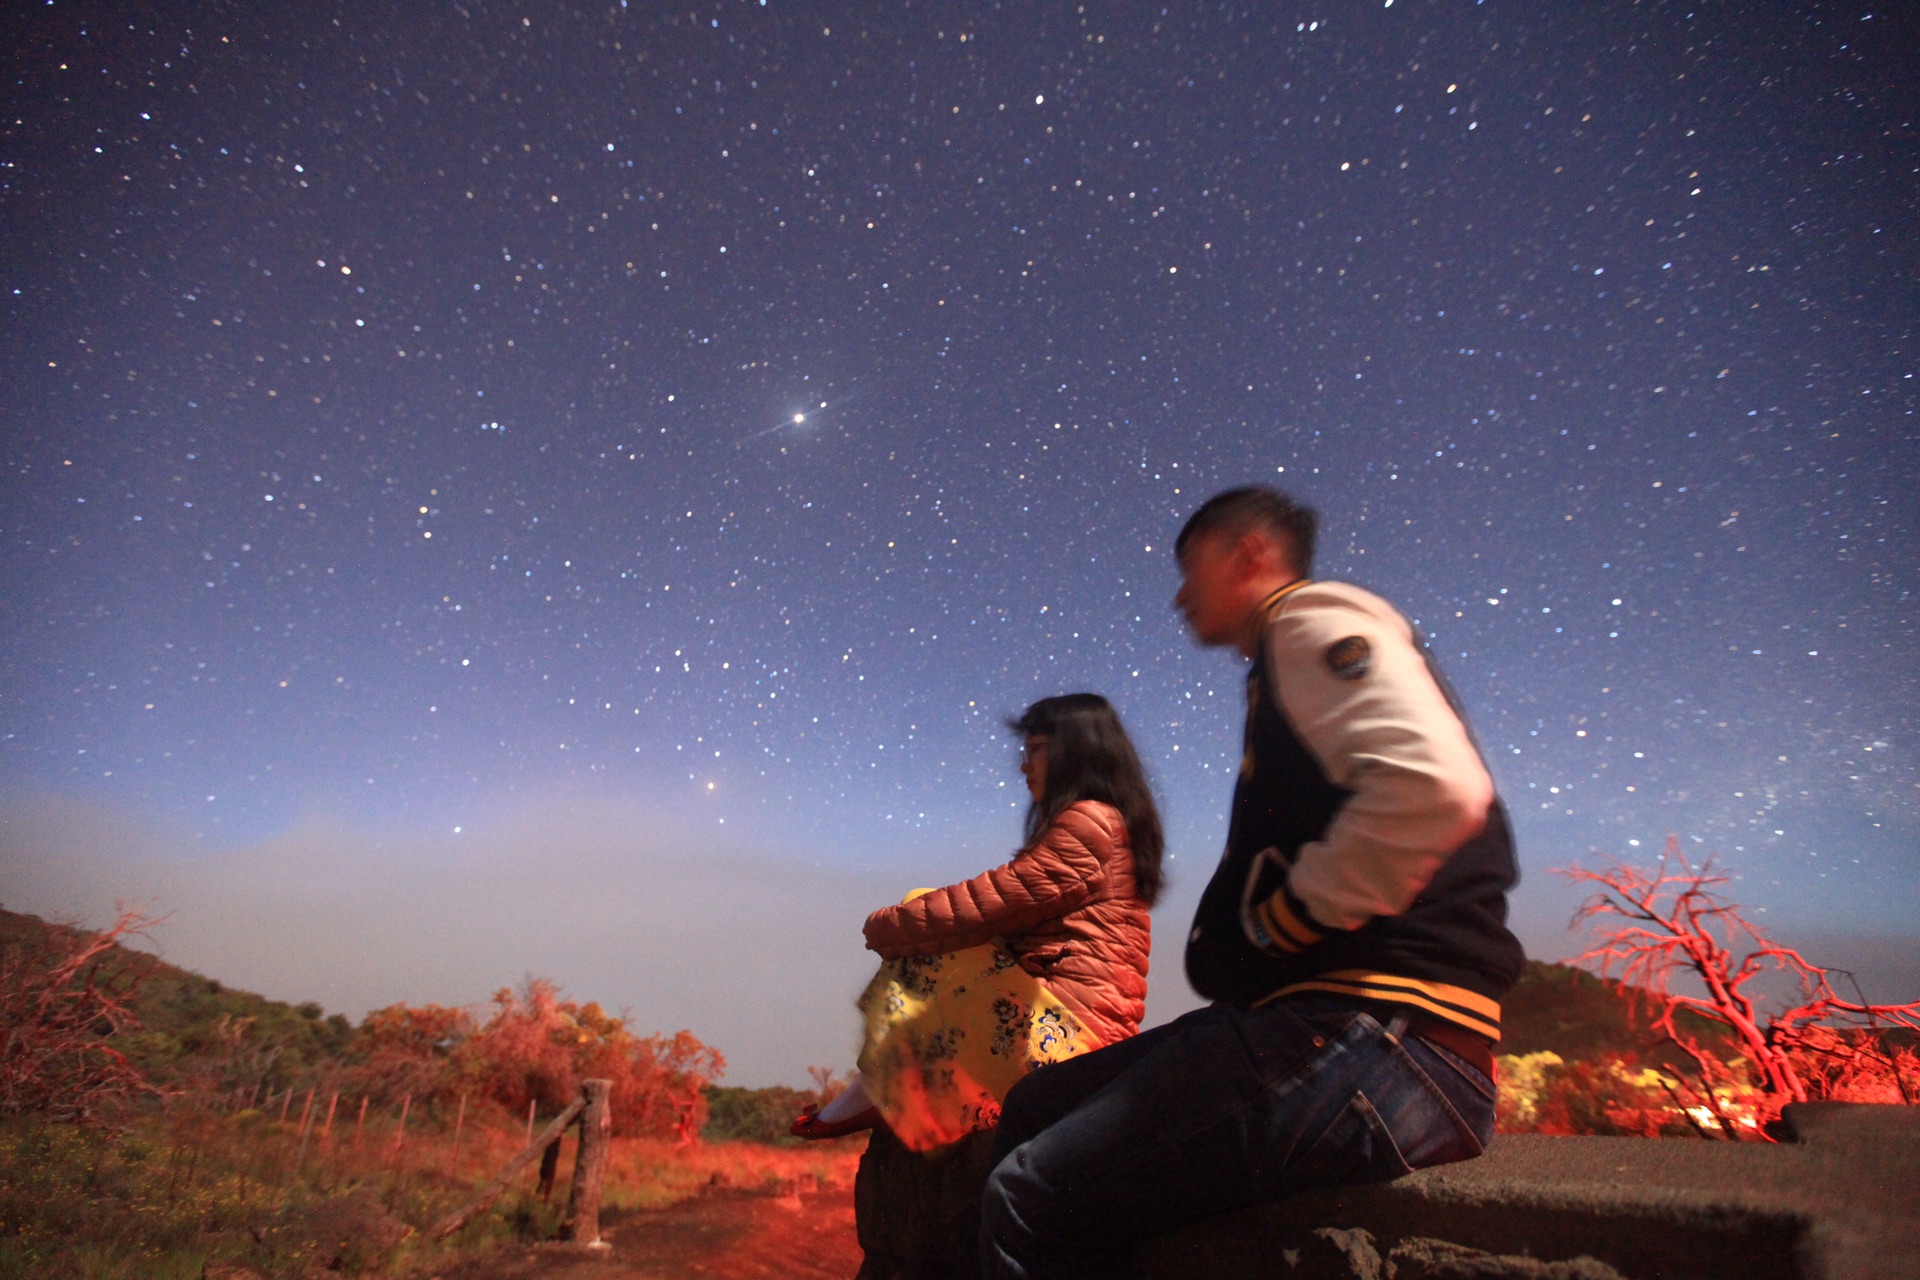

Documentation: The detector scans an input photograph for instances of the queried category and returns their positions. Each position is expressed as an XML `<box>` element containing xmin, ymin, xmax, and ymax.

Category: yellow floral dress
<box><xmin>855</xmin><ymin>933</ymin><xmax>1094</xmax><ymax>1152</ymax></box>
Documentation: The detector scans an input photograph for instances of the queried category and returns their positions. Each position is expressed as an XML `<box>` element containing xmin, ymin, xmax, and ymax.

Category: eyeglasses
<box><xmin>1020</xmin><ymin>737</ymin><xmax>1050</xmax><ymax>766</ymax></box>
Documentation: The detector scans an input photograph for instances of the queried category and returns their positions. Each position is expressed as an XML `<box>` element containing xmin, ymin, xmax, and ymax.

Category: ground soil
<box><xmin>434</xmin><ymin>1187</ymin><xmax>862</xmax><ymax>1280</ymax></box>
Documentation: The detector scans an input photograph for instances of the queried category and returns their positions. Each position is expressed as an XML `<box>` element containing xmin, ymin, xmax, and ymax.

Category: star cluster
<box><xmin>4</xmin><ymin>2</ymin><xmax>1915</xmax><ymax>977</ymax></box>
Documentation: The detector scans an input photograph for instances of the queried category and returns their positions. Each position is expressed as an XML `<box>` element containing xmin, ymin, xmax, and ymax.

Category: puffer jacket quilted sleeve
<box><xmin>861</xmin><ymin>799</ymin><xmax>1153</xmax><ymax>1046</ymax></box>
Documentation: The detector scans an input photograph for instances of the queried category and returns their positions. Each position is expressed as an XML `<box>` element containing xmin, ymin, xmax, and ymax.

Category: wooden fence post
<box><xmin>564</xmin><ymin>1079</ymin><xmax>613</xmax><ymax>1249</ymax></box>
<box><xmin>446</xmin><ymin>1092</ymin><xmax>469</xmax><ymax>1175</ymax></box>
<box><xmin>391</xmin><ymin>1093</ymin><xmax>411</xmax><ymax>1158</ymax></box>
<box><xmin>293</xmin><ymin>1087</ymin><xmax>317</xmax><ymax>1173</ymax></box>
<box><xmin>537</xmin><ymin>1132</ymin><xmax>562</xmax><ymax>1200</ymax></box>
<box><xmin>428</xmin><ymin>1096</ymin><xmax>586</xmax><ymax>1242</ymax></box>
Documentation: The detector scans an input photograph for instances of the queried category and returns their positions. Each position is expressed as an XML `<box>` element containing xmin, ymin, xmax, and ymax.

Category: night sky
<box><xmin>4</xmin><ymin>1</ymin><xmax>1916</xmax><ymax>1085</ymax></box>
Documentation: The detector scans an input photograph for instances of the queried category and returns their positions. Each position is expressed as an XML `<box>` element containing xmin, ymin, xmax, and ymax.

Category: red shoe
<box><xmin>790</xmin><ymin>1102</ymin><xmax>880</xmax><ymax>1140</ymax></box>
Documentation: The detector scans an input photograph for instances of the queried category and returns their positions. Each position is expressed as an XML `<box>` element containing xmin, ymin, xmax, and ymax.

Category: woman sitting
<box><xmin>795</xmin><ymin>692</ymin><xmax>1163</xmax><ymax>1151</ymax></box>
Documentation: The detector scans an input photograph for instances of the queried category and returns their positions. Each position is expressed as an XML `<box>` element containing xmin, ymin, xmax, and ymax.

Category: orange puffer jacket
<box><xmin>861</xmin><ymin>799</ymin><xmax>1152</xmax><ymax>1048</ymax></box>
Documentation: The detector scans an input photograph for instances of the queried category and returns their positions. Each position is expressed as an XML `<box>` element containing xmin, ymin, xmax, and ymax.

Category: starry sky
<box><xmin>4</xmin><ymin>1</ymin><xmax>1916</xmax><ymax>1086</ymax></box>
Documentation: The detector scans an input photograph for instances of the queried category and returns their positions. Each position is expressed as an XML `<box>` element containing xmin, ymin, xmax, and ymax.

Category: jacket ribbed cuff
<box><xmin>1251</xmin><ymin>885</ymin><xmax>1328</xmax><ymax>954</ymax></box>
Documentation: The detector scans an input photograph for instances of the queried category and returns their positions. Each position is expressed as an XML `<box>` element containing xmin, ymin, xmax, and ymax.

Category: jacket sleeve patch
<box><xmin>1324</xmin><ymin>635</ymin><xmax>1372</xmax><ymax>681</ymax></box>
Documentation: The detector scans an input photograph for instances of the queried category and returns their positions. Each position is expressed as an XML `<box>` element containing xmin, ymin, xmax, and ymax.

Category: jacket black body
<box><xmin>1184</xmin><ymin>627</ymin><xmax>1525</xmax><ymax>1040</ymax></box>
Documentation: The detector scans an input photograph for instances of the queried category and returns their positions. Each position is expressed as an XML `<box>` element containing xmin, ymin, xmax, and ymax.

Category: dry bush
<box><xmin>1496</xmin><ymin>1051</ymin><xmax>1713</xmax><ymax>1138</ymax></box>
<box><xmin>335</xmin><ymin>980</ymin><xmax>725</xmax><ymax>1143</ymax></box>
<box><xmin>461</xmin><ymin>980</ymin><xmax>725</xmax><ymax>1142</ymax></box>
<box><xmin>457</xmin><ymin>980</ymin><xmax>576</xmax><ymax>1115</ymax></box>
<box><xmin>0</xmin><ymin>906</ymin><xmax>160</xmax><ymax>1122</ymax></box>
<box><xmin>1785</xmin><ymin>1025</ymin><xmax>1920</xmax><ymax>1104</ymax></box>
<box><xmin>344</xmin><ymin>1001</ymin><xmax>473</xmax><ymax>1106</ymax></box>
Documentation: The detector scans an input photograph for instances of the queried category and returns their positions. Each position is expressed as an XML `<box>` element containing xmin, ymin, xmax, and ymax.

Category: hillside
<box><xmin>1500</xmin><ymin>958</ymin><xmax>1733</xmax><ymax>1063</ymax></box>
<box><xmin>0</xmin><ymin>905</ymin><xmax>354</xmax><ymax>1086</ymax></box>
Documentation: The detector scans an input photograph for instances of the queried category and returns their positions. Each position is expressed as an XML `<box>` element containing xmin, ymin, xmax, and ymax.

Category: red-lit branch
<box><xmin>1561</xmin><ymin>840</ymin><xmax>1919</xmax><ymax>1137</ymax></box>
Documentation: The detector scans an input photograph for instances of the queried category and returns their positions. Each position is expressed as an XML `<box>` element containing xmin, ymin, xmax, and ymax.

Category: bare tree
<box><xmin>807</xmin><ymin>1064</ymin><xmax>848</xmax><ymax>1103</ymax></box>
<box><xmin>1561</xmin><ymin>839</ymin><xmax>1920</xmax><ymax>1138</ymax></box>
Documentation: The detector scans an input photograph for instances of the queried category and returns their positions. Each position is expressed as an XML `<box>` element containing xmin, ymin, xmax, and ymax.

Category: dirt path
<box><xmin>436</xmin><ymin>1188</ymin><xmax>863</xmax><ymax>1280</ymax></box>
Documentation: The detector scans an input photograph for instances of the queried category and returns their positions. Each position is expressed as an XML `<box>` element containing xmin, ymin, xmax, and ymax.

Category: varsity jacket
<box><xmin>1184</xmin><ymin>580</ymin><xmax>1524</xmax><ymax>1041</ymax></box>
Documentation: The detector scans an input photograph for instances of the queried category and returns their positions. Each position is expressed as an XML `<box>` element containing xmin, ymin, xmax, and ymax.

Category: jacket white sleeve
<box><xmin>1261</xmin><ymin>582</ymin><xmax>1494</xmax><ymax>935</ymax></box>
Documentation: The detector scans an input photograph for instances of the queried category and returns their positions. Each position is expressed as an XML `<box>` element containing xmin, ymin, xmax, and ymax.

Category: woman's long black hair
<box><xmin>1009</xmin><ymin>693</ymin><xmax>1165</xmax><ymax>906</ymax></box>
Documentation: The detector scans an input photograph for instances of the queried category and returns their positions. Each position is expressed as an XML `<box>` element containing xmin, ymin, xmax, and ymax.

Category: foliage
<box><xmin>1556</xmin><ymin>841</ymin><xmax>1920</xmax><ymax>1138</ymax></box>
<box><xmin>0</xmin><ymin>906</ymin><xmax>159</xmax><ymax>1122</ymax></box>
<box><xmin>0</xmin><ymin>909</ymin><xmax>727</xmax><ymax>1148</ymax></box>
<box><xmin>1493</xmin><ymin>1051</ymin><xmax>1563</xmax><ymax>1132</ymax></box>
<box><xmin>1498</xmin><ymin>959</ymin><xmax>1733</xmax><ymax>1066</ymax></box>
<box><xmin>120</xmin><ymin>967</ymin><xmax>354</xmax><ymax>1093</ymax></box>
<box><xmin>340</xmin><ymin>980</ymin><xmax>726</xmax><ymax>1141</ymax></box>
<box><xmin>454</xmin><ymin>979</ymin><xmax>726</xmax><ymax>1141</ymax></box>
<box><xmin>1496</xmin><ymin>1051</ymin><xmax>1701</xmax><ymax>1138</ymax></box>
<box><xmin>0</xmin><ymin>905</ymin><xmax>816</xmax><ymax>1275</ymax></box>
<box><xmin>703</xmin><ymin>1084</ymin><xmax>825</xmax><ymax>1145</ymax></box>
<box><xmin>0</xmin><ymin>1109</ymin><xmax>413</xmax><ymax>1279</ymax></box>
<box><xmin>0</xmin><ymin>907</ymin><xmax>358</xmax><ymax>1112</ymax></box>
<box><xmin>0</xmin><ymin>1101</ymin><xmax>861</xmax><ymax>1278</ymax></box>
<box><xmin>348</xmin><ymin>1001</ymin><xmax>475</xmax><ymax>1105</ymax></box>
<box><xmin>1788</xmin><ymin>1024</ymin><xmax>1920</xmax><ymax>1101</ymax></box>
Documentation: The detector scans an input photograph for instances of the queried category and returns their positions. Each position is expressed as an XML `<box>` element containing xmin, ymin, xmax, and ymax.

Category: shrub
<box><xmin>345</xmin><ymin>1001</ymin><xmax>474</xmax><ymax>1105</ymax></box>
<box><xmin>336</xmin><ymin>980</ymin><xmax>726</xmax><ymax>1142</ymax></box>
<box><xmin>703</xmin><ymin>1084</ymin><xmax>821</xmax><ymax>1144</ymax></box>
<box><xmin>0</xmin><ymin>907</ymin><xmax>156</xmax><ymax>1122</ymax></box>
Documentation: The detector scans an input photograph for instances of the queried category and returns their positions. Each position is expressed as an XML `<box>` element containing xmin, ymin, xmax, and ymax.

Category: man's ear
<box><xmin>1236</xmin><ymin>529</ymin><xmax>1287</xmax><ymax>580</ymax></box>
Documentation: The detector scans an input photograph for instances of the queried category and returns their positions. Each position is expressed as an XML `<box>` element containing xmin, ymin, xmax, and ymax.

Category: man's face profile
<box><xmin>1174</xmin><ymin>529</ymin><xmax>1252</xmax><ymax>649</ymax></box>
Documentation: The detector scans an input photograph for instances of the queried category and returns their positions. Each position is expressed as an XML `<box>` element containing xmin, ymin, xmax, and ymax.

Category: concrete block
<box><xmin>1139</xmin><ymin>1103</ymin><xmax>1918</xmax><ymax>1280</ymax></box>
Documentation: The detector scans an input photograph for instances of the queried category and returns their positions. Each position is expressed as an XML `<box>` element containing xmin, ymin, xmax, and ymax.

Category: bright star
<box><xmin>746</xmin><ymin>389</ymin><xmax>859</xmax><ymax>442</ymax></box>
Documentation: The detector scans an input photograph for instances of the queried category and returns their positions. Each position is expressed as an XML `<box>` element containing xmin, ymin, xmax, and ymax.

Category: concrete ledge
<box><xmin>1140</xmin><ymin>1104</ymin><xmax>1920</xmax><ymax>1280</ymax></box>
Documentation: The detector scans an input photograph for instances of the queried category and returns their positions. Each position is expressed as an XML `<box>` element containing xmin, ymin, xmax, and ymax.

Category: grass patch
<box><xmin>0</xmin><ymin>1103</ymin><xmax>863</xmax><ymax>1276</ymax></box>
<box><xmin>600</xmin><ymin>1136</ymin><xmax>864</xmax><ymax>1211</ymax></box>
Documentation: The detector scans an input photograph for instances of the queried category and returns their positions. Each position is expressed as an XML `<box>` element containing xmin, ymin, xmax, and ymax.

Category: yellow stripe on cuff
<box><xmin>1255</xmin><ymin>897</ymin><xmax>1305</xmax><ymax>953</ymax></box>
<box><xmin>1264</xmin><ymin>892</ymin><xmax>1324</xmax><ymax>950</ymax></box>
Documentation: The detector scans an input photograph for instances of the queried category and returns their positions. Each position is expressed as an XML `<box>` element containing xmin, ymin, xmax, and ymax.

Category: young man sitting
<box><xmin>976</xmin><ymin>486</ymin><xmax>1524</xmax><ymax>1279</ymax></box>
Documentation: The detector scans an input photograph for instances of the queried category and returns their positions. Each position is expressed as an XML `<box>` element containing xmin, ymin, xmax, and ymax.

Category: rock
<box><xmin>1275</xmin><ymin>1227</ymin><xmax>1389</xmax><ymax>1279</ymax></box>
<box><xmin>1388</xmin><ymin>1237</ymin><xmax>1628</xmax><ymax>1280</ymax></box>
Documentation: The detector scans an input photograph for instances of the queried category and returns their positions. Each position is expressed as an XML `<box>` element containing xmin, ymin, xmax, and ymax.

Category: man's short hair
<box><xmin>1175</xmin><ymin>486</ymin><xmax>1318</xmax><ymax>575</ymax></box>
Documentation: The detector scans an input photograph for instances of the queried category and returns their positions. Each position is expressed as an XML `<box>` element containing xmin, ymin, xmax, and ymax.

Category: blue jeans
<box><xmin>976</xmin><ymin>995</ymin><xmax>1496</xmax><ymax>1280</ymax></box>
